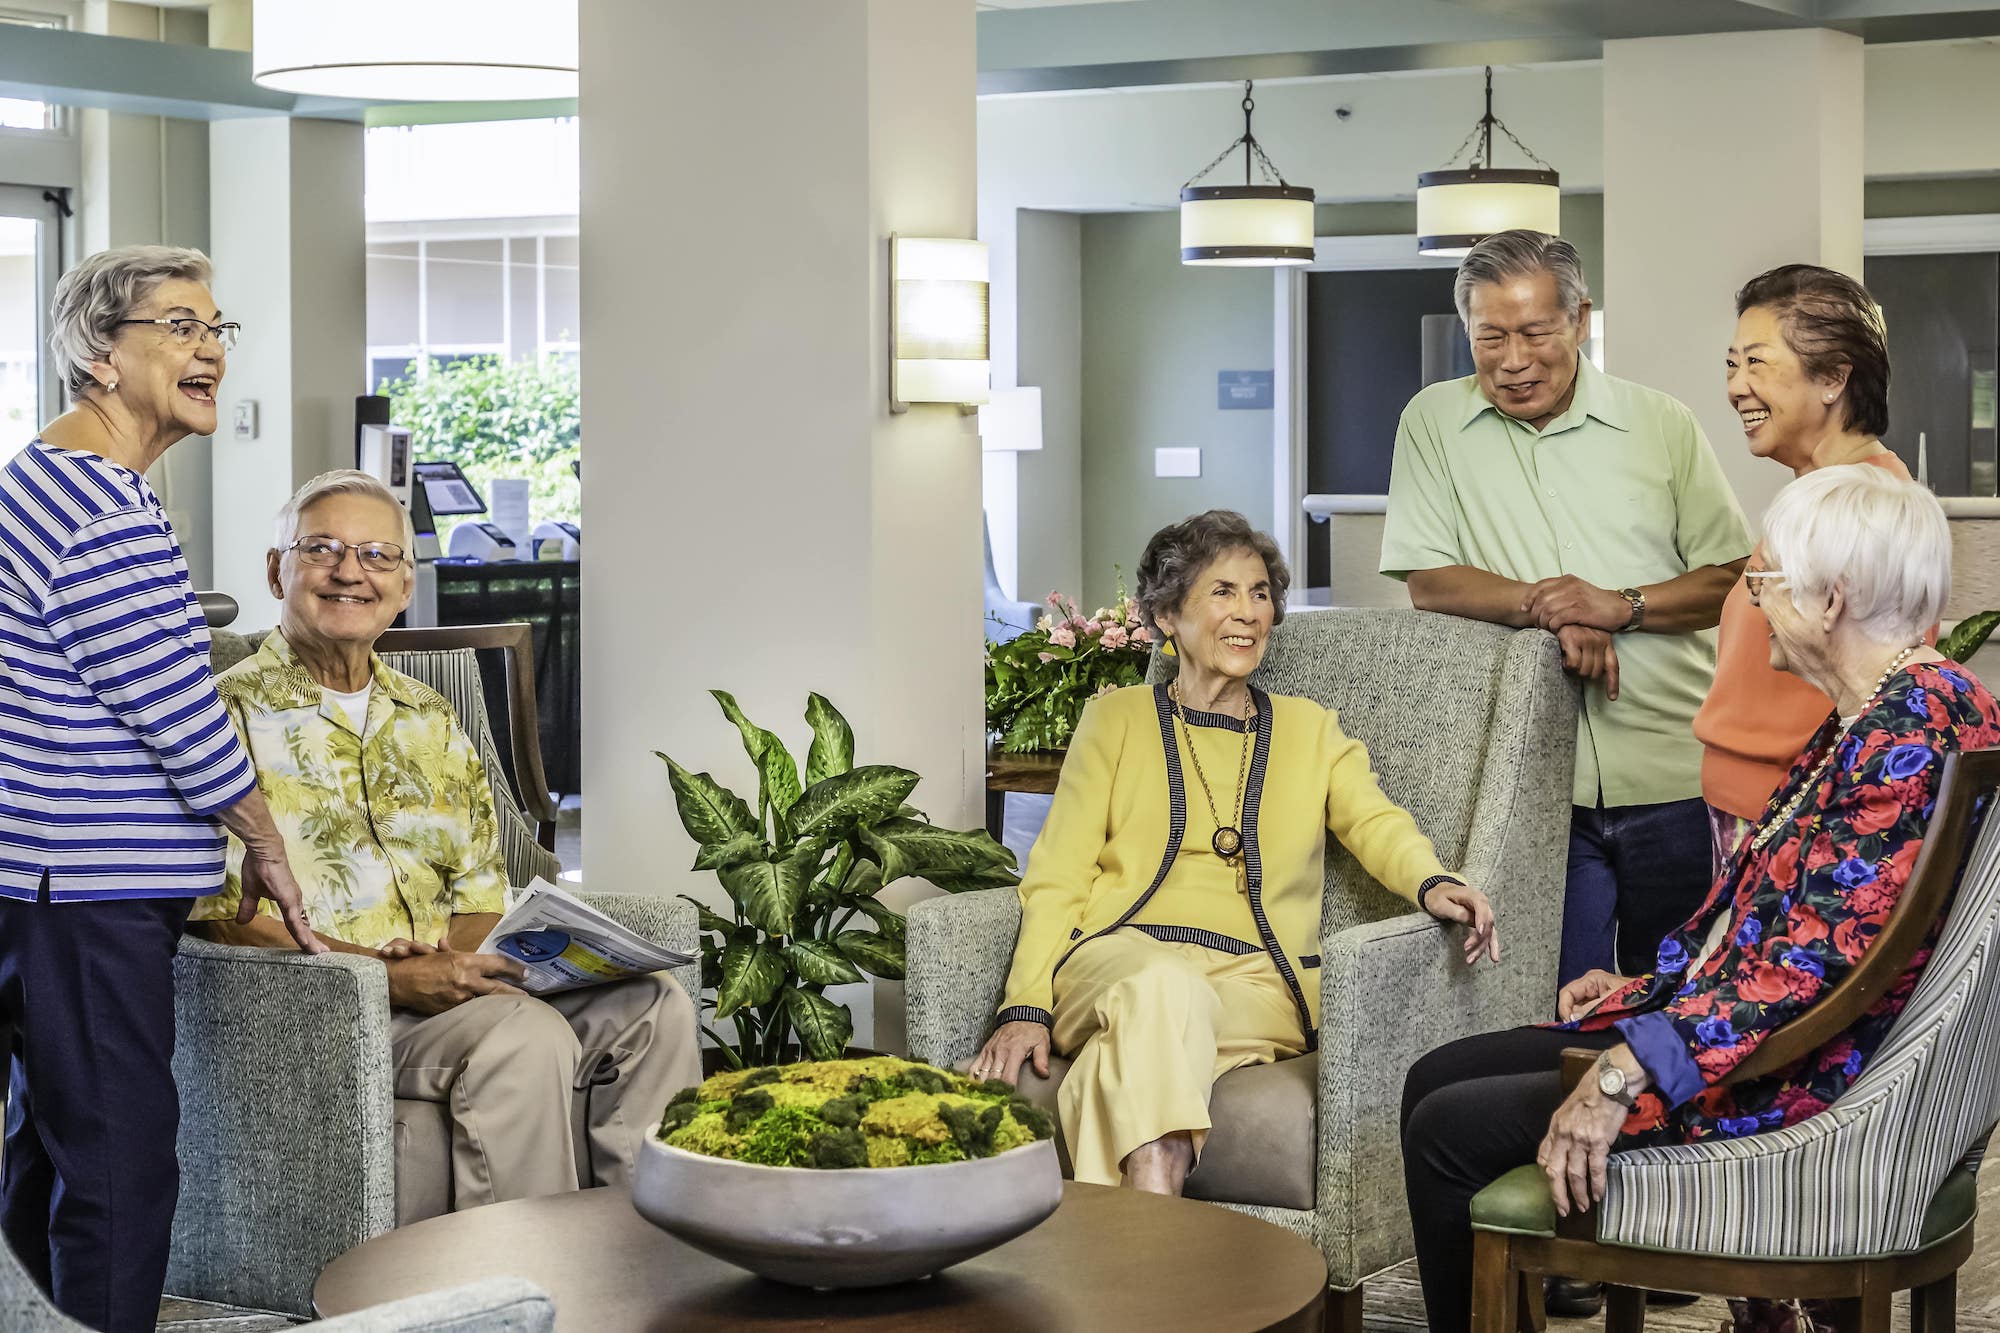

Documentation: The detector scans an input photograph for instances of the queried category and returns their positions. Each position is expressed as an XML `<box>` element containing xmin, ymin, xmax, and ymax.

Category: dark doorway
<box><xmin>1863</xmin><ymin>252</ymin><xmax>1999</xmax><ymax>497</ymax></box>
<box><xmin>1304</xmin><ymin>267</ymin><xmax>1460</xmax><ymax>587</ymax></box>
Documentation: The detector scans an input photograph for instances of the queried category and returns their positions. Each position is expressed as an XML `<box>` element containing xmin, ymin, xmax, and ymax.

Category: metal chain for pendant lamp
<box><xmin>1179</xmin><ymin>80</ymin><xmax>1316</xmax><ymax>267</ymax></box>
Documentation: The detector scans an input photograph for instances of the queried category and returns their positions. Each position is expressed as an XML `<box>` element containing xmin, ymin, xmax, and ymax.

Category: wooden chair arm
<box><xmin>1556</xmin><ymin>1046</ymin><xmax>1602</xmax><ymax>1242</ymax></box>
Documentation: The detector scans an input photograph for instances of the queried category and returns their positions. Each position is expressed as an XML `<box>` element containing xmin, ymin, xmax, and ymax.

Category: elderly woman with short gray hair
<box><xmin>0</xmin><ymin>246</ymin><xmax>321</xmax><ymax>1331</ymax></box>
<box><xmin>970</xmin><ymin>508</ymin><xmax>1497</xmax><ymax>1194</ymax></box>
<box><xmin>1400</xmin><ymin>466</ymin><xmax>2000</xmax><ymax>1333</ymax></box>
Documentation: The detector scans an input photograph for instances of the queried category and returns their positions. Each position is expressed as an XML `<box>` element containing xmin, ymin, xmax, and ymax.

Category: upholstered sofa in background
<box><xmin>906</xmin><ymin>608</ymin><xmax>1577</xmax><ymax>1331</ymax></box>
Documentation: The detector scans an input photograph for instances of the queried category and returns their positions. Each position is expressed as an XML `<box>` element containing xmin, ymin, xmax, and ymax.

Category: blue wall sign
<box><xmin>1218</xmin><ymin>370</ymin><xmax>1274</xmax><ymax>410</ymax></box>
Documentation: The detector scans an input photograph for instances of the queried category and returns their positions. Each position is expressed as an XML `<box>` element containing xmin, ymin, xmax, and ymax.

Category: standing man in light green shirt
<box><xmin>1381</xmin><ymin>230</ymin><xmax>1751</xmax><ymax>993</ymax></box>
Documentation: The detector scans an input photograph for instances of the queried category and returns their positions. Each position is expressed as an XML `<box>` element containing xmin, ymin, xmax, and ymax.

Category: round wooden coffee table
<box><xmin>314</xmin><ymin>1181</ymin><xmax>1326</xmax><ymax>1331</ymax></box>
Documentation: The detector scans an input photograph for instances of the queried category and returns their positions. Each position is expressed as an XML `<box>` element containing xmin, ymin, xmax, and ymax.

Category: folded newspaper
<box><xmin>478</xmin><ymin>878</ymin><xmax>694</xmax><ymax>994</ymax></box>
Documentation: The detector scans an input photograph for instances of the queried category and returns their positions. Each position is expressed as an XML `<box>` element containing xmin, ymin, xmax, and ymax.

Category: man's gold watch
<box><xmin>1616</xmin><ymin>587</ymin><xmax>1646</xmax><ymax>633</ymax></box>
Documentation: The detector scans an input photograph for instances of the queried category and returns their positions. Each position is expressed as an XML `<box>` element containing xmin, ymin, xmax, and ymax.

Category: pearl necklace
<box><xmin>1750</xmin><ymin>644</ymin><xmax>1924</xmax><ymax>853</ymax></box>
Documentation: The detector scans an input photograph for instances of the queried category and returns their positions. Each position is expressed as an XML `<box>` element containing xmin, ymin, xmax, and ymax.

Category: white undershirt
<box><xmin>325</xmin><ymin>681</ymin><xmax>373</xmax><ymax>732</ymax></box>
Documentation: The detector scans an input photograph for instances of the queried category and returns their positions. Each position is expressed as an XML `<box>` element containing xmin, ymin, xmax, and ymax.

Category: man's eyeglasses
<box><xmin>1745</xmin><ymin>568</ymin><xmax>1787</xmax><ymax>599</ymax></box>
<box><xmin>117</xmin><ymin>317</ymin><xmax>240</xmax><ymax>352</ymax></box>
<box><xmin>285</xmin><ymin>537</ymin><xmax>406</xmax><ymax>573</ymax></box>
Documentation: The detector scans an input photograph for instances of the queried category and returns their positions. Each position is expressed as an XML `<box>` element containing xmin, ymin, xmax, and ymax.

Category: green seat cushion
<box><xmin>1469</xmin><ymin>1164</ymin><xmax>1557</xmax><ymax>1238</ymax></box>
<box><xmin>1468</xmin><ymin>1158</ymin><xmax>1981</xmax><ymax>1252</ymax></box>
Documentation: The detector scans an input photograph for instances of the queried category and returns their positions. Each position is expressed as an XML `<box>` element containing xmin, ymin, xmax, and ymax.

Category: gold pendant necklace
<box><xmin>1749</xmin><ymin>643</ymin><xmax>1923</xmax><ymax>853</ymax></box>
<box><xmin>1171</xmin><ymin>680</ymin><xmax>1253</xmax><ymax>866</ymax></box>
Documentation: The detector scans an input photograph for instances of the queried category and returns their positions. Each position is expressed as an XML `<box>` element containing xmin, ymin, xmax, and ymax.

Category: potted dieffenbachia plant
<box><xmin>657</xmin><ymin>692</ymin><xmax>1018</xmax><ymax>1070</ymax></box>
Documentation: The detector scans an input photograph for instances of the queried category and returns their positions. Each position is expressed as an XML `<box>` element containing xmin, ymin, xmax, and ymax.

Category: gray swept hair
<box><xmin>274</xmin><ymin>469</ymin><xmax>417</xmax><ymax>557</ymax></box>
<box><xmin>1453</xmin><ymin>229</ymin><xmax>1589</xmax><ymax>329</ymax></box>
<box><xmin>49</xmin><ymin>245</ymin><xmax>214</xmax><ymax>397</ymax></box>
<box><xmin>1135</xmin><ymin>510</ymin><xmax>1291</xmax><ymax>637</ymax></box>
<box><xmin>1761</xmin><ymin>464</ymin><xmax>1948</xmax><ymax>646</ymax></box>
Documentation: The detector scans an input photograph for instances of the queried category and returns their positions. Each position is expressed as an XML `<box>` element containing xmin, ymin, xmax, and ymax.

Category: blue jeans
<box><xmin>1560</xmin><ymin>798</ymin><xmax>1713</xmax><ymax>986</ymax></box>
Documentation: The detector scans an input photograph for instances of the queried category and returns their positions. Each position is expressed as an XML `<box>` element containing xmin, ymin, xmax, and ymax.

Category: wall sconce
<box><xmin>890</xmin><ymin>235</ymin><xmax>991</xmax><ymax>414</ymax></box>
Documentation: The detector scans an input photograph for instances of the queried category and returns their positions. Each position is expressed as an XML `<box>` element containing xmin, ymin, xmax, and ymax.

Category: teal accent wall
<box><xmin>1079</xmin><ymin>210</ymin><xmax>1276</xmax><ymax>610</ymax></box>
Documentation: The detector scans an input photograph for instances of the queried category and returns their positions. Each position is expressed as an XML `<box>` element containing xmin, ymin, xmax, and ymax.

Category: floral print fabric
<box><xmin>189</xmin><ymin>629</ymin><xmax>507</xmax><ymax>950</ymax></box>
<box><xmin>1563</xmin><ymin>660</ymin><xmax>2000</xmax><ymax>1145</ymax></box>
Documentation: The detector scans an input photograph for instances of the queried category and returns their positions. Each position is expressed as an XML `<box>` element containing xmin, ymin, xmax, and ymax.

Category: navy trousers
<box><xmin>0</xmin><ymin>875</ymin><xmax>191</xmax><ymax>1333</ymax></box>
<box><xmin>1559</xmin><ymin>798</ymin><xmax>1713</xmax><ymax>987</ymax></box>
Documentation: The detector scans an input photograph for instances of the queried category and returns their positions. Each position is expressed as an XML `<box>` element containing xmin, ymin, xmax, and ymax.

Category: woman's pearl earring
<box><xmin>1824</xmin><ymin>393</ymin><xmax>1835</xmax><ymax>403</ymax></box>
<box><xmin>105</xmin><ymin>381</ymin><xmax>117</xmax><ymax>393</ymax></box>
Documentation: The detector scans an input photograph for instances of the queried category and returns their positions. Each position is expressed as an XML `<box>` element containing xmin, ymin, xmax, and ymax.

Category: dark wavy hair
<box><xmin>1134</xmin><ymin>510</ymin><xmax>1291</xmax><ymax>639</ymax></box>
<box><xmin>1734</xmin><ymin>264</ymin><xmax>1890</xmax><ymax>438</ymax></box>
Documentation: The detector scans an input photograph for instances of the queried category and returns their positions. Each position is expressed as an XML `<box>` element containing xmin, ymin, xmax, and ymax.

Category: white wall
<box><xmin>1014</xmin><ymin>208</ymin><xmax>1082</xmax><ymax>604</ymax></box>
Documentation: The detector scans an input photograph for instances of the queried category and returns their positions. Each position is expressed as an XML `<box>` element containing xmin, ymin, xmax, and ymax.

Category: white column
<box><xmin>207</xmin><ymin>117</ymin><xmax>365</xmax><ymax>623</ymax></box>
<box><xmin>1603</xmin><ymin>29</ymin><xmax>1864</xmax><ymax>522</ymax></box>
<box><xmin>581</xmin><ymin>0</ymin><xmax>983</xmax><ymax>1048</ymax></box>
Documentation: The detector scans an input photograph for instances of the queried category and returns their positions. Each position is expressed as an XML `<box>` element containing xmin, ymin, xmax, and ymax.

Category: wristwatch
<box><xmin>1596</xmin><ymin>1051</ymin><xmax>1638</xmax><ymax>1109</ymax></box>
<box><xmin>1615</xmin><ymin>587</ymin><xmax>1646</xmax><ymax>633</ymax></box>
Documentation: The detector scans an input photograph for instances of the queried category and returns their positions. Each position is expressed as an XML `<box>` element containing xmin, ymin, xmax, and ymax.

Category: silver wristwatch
<box><xmin>1615</xmin><ymin>587</ymin><xmax>1646</xmax><ymax>633</ymax></box>
<box><xmin>1596</xmin><ymin>1052</ymin><xmax>1637</xmax><ymax>1109</ymax></box>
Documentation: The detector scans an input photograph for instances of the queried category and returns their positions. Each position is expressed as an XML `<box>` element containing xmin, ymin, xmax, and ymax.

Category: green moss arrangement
<box><xmin>656</xmin><ymin>1056</ymin><xmax>1055</xmax><ymax>1170</ymax></box>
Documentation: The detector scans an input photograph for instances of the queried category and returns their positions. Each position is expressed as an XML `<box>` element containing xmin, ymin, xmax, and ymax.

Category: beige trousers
<box><xmin>1050</xmin><ymin>928</ymin><xmax>1306</xmax><ymax>1186</ymax></box>
<box><xmin>389</xmin><ymin>971</ymin><xmax>700</xmax><ymax>1208</ymax></box>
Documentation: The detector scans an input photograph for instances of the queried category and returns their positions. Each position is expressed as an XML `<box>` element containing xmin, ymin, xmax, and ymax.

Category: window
<box><xmin>0</xmin><ymin>8</ymin><xmax>73</xmax><ymax>136</ymax></box>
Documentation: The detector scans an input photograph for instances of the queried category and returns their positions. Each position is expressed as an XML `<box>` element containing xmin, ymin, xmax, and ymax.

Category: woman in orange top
<box><xmin>1693</xmin><ymin>265</ymin><xmax>1912</xmax><ymax>873</ymax></box>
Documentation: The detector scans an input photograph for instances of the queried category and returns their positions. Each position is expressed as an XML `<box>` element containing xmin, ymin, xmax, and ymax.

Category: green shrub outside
<box><xmin>376</xmin><ymin>353</ymin><xmax>580</xmax><ymax>533</ymax></box>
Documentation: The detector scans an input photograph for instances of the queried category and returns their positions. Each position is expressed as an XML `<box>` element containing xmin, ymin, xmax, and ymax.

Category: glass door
<box><xmin>0</xmin><ymin>183</ymin><xmax>63</xmax><ymax>458</ymax></box>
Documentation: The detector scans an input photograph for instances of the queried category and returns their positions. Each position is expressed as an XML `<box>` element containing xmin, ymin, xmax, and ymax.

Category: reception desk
<box><xmin>434</xmin><ymin>560</ymin><xmax>581</xmax><ymax>798</ymax></box>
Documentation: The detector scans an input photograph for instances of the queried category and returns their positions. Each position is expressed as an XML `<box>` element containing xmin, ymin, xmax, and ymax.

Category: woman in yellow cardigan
<box><xmin>971</xmin><ymin>510</ymin><xmax>1500</xmax><ymax>1193</ymax></box>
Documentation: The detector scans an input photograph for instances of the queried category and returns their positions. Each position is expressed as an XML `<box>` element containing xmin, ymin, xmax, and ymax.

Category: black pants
<box><xmin>0</xmin><ymin>875</ymin><xmax>192</xmax><ymax>1333</ymax></box>
<box><xmin>1401</xmin><ymin>1025</ymin><xmax>1622</xmax><ymax>1333</ymax></box>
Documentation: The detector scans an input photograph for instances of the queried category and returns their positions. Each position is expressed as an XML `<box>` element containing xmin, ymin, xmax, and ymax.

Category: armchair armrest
<box><xmin>1315</xmin><ymin>908</ymin><xmax>1540</xmax><ymax>1285</ymax></box>
<box><xmin>317</xmin><ymin>1278</ymin><xmax>555</xmax><ymax>1333</ymax></box>
<box><xmin>906</xmin><ymin>889</ymin><xmax>1022</xmax><ymax>1068</ymax></box>
<box><xmin>169</xmin><ymin>936</ymin><xmax>396</xmax><ymax>1317</ymax></box>
<box><xmin>574</xmin><ymin>891</ymin><xmax>701</xmax><ymax>1001</ymax></box>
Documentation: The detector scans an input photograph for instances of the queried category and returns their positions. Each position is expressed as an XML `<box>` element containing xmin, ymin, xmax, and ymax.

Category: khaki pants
<box><xmin>389</xmin><ymin>972</ymin><xmax>700</xmax><ymax>1208</ymax></box>
<box><xmin>1051</xmin><ymin>928</ymin><xmax>1306</xmax><ymax>1186</ymax></box>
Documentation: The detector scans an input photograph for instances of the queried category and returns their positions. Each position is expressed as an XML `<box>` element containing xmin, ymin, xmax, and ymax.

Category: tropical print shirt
<box><xmin>189</xmin><ymin>630</ymin><xmax>507</xmax><ymax>950</ymax></box>
<box><xmin>1562</xmin><ymin>660</ymin><xmax>2000</xmax><ymax>1145</ymax></box>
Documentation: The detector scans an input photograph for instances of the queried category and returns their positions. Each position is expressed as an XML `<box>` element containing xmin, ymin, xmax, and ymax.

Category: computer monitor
<box><xmin>412</xmin><ymin>461</ymin><xmax>486</xmax><ymax>516</ymax></box>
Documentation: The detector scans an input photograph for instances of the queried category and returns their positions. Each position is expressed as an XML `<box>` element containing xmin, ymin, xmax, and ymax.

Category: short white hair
<box><xmin>49</xmin><ymin>245</ymin><xmax>213</xmax><ymax>397</ymax></box>
<box><xmin>274</xmin><ymin>469</ymin><xmax>417</xmax><ymax>554</ymax></box>
<box><xmin>1762</xmin><ymin>465</ymin><xmax>1948</xmax><ymax>645</ymax></box>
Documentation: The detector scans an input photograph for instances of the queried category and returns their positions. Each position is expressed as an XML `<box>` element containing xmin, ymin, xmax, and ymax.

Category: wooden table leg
<box><xmin>1324</xmin><ymin>1283</ymin><xmax>1363</xmax><ymax>1333</ymax></box>
<box><xmin>986</xmin><ymin>789</ymin><xmax>1006</xmax><ymax>840</ymax></box>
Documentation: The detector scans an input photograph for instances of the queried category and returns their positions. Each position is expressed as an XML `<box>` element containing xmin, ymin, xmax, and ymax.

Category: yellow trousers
<box><xmin>1050</xmin><ymin>927</ymin><xmax>1307</xmax><ymax>1186</ymax></box>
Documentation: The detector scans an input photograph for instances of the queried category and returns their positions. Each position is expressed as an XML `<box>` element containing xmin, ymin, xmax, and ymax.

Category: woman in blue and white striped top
<box><xmin>0</xmin><ymin>246</ymin><xmax>324</xmax><ymax>1333</ymax></box>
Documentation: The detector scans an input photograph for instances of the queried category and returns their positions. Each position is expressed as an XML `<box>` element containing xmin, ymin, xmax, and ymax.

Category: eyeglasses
<box><xmin>285</xmin><ymin>537</ymin><xmax>407</xmax><ymax>572</ymax></box>
<box><xmin>1745</xmin><ymin>568</ymin><xmax>1787</xmax><ymax>599</ymax></box>
<box><xmin>116</xmin><ymin>317</ymin><xmax>240</xmax><ymax>352</ymax></box>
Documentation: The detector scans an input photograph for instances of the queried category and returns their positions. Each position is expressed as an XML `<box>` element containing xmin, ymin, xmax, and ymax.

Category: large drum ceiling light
<box><xmin>1415</xmin><ymin>66</ymin><xmax>1560</xmax><ymax>258</ymax></box>
<box><xmin>1179</xmin><ymin>81</ymin><xmax>1315</xmax><ymax>267</ymax></box>
<box><xmin>251</xmin><ymin>0</ymin><xmax>578</xmax><ymax>101</ymax></box>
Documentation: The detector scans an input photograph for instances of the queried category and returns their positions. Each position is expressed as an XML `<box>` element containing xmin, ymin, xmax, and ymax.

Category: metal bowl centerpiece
<box><xmin>631</xmin><ymin>1056</ymin><xmax>1062</xmax><ymax>1289</ymax></box>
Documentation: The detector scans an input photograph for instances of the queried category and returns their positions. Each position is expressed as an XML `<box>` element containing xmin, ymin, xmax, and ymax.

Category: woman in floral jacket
<box><xmin>1400</xmin><ymin>465</ymin><xmax>2000</xmax><ymax>1333</ymax></box>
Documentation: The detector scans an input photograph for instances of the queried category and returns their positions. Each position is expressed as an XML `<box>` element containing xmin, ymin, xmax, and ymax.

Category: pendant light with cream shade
<box><xmin>251</xmin><ymin>0</ymin><xmax>578</xmax><ymax>101</ymax></box>
<box><xmin>1415</xmin><ymin>66</ymin><xmax>1560</xmax><ymax>258</ymax></box>
<box><xmin>1179</xmin><ymin>80</ymin><xmax>1315</xmax><ymax>267</ymax></box>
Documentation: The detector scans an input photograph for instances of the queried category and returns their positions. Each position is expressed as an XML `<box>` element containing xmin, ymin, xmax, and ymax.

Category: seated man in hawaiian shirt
<box><xmin>191</xmin><ymin>469</ymin><xmax>699</xmax><ymax>1210</ymax></box>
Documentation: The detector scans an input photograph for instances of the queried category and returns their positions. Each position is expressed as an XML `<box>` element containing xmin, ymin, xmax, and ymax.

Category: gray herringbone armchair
<box><xmin>906</xmin><ymin>608</ymin><xmax>1577</xmax><ymax>1331</ymax></box>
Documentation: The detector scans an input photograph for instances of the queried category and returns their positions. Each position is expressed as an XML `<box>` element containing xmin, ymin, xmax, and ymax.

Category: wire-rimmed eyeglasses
<box><xmin>285</xmin><ymin>537</ymin><xmax>406</xmax><ymax>573</ymax></box>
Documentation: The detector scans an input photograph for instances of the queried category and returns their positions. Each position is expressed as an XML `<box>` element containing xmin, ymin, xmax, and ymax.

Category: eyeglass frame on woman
<box><xmin>283</xmin><ymin>536</ymin><xmax>408</xmax><ymax>573</ymax></box>
<box><xmin>115</xmin><ymin>316</ymin><xmax>241</xmax><ymax>351</ymax></box>
<box><xmin>1744</xmin><ymin>568</ymin><xmax>1787</xmax><ymax>600</ymax></box>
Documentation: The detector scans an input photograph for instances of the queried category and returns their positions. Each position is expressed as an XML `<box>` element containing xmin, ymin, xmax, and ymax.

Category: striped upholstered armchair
<box><xmin>906</xmin><ymin>608</ymin><xmax>1578</xmax><ymax>1332</ymax></box>
<box><xmin>1469</xmin><ymin>747</ymin><xmax>2000</xmax><ymax>1332</ymax></box>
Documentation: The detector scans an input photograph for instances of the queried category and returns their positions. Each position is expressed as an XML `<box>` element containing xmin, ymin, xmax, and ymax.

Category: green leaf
<box><xmin>678</xmin><ymin>893</ymin><xmax>737</xmax><ymax>937</ymax></box>
<box><xmin>710</xmin><ymin>691</ymin><xmax>804</xmax><ymax>835</ymax></box>
<box><xmin>790</xmin><ymin>765</ymin><xmax>920</xmax><ymax>839</ymax></box>
<box><xmin>804</xmin><ymin>693</ymin><xmax>855</xmax><ymax>787</ymax></box>
<box><xmin>719</xmin><ymin>846</ymin><xmax>815</xmax><ymax>935</ymax></box>
<box><xmin>655</xmin><ymin>754</ymin><xmax>759</xmax><ymax>845</ymax></box>
<box><xmin>834</xmin><ymin>929</ymin><xmax>906</xmax><ymax>980</ymax></box>
<box><xmin>922</xmin><ymin>867</ymin><xmax>1022</xmax><ymax>893</ymax></box>
<box><xmin>838</xmin><ymin>859</ymin><xmax>884</xmax><ymax>901</ymax></box>
<box><xmin>714</xmin><ymin>940</ymin><xmax>786</xmax><ymax>1019</ymax></box>
<box><xmin>783</xmin><ymin>987</ymin><xmax>854</xmax><ymax>1061</ymax></box>
<box><xmin>691</xmin><ymin>832</ymin><xmax>765</xmax><ymax>873</ymax></box>
<box><xmin>863</xmin><ymin>816</ymin><xmax>1016</xmax><ymax>885</ymax></box>
<box><xmin>782</xmin><ymin>939</ymin><xmax>865</xmax><ymax>986</ymax></box>
<box><xmin>1941</xmin><ymin>609</ymin><xmax>2000</xmax><ymax>662</ymax></box>
<box><xmin>849</xmin><ymin>897</ymin><xmax>906</xmax><ymax>941</ymax></box>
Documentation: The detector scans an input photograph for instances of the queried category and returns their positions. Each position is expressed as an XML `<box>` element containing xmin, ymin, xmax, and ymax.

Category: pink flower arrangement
<box><xmin>987</xmin><ymin>574</ymin><xmax>1157</xmax><ymax>752</ymax></box>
